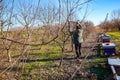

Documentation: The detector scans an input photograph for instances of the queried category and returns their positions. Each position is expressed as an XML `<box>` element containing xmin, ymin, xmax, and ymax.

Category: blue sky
<box><xmin>87</xmin><ymin>0</ymin><xmax>120</xmax><ymax>25</ymax></box>
<box><xmin>5</xmin><ymin>0</ymin><xmax>120</xmax><ymax>26</ymax></box>
<box><xmin>39</xmin><ymin>0</ymin><xmax>120</xmax><ymax>25</ymax></box>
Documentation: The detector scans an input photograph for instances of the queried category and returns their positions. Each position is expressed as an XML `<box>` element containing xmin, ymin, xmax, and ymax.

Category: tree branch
<box><xmin>0</xmin><ymin>35</ymin><xmax>58</xmax><ymax>46</ymax></box>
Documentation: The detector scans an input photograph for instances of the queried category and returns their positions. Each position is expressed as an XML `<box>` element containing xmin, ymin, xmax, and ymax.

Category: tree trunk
<box><xmin>59</xmin><ymin>47</ymin><xmax>64</xmax><ymax>68</ymax></box>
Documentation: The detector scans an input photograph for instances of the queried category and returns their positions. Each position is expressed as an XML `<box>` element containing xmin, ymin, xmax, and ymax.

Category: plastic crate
<box><xmin>102</xmin><ymin>43</ymin><xmax>116</xmax><ymax>55</ymax></box>
<box><xmin>101</xmin><ymin>35</ymin><xmax>110</xmax><ymax>43</ymax></box>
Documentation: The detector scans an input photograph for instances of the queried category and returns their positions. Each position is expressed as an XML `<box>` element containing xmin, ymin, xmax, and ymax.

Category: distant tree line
<box><xmin>99</xmin><ymin>9</ymin><xmax>120</xmax><ymax>32</ymax></box>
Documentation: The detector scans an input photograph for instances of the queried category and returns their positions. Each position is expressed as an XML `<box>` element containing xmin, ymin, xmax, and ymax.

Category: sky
<box><xmin>39</xmin><ymin>0</ymin><xmax>120</xmax><ymax>25</ymax></box>
<box><xmin>86</xmin><ymin>0</ymin><xmax>120</xmax><ymax>25</ymax></box>
<box><xmin>4</xmin><ymin>0</ymin><xmax>120</xmax><ymax>26</ymax></box>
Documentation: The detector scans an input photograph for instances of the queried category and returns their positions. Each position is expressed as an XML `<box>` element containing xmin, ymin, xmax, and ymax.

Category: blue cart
<box><xmin>102</xmin><ymin>43</ymin><xmax>116</xmax><ymax>55</ymax></box>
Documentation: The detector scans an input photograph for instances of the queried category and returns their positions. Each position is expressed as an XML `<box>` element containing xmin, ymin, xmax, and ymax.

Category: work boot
<box><xmin>76</xmin><ymin>58</ymin><xmax>83</xmax><ymax>62</ymax></box>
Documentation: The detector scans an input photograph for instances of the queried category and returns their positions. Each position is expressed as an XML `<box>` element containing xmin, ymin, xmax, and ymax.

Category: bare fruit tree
<box><xmin>54</xmin><ymin>0</ymin><xmax>93</xmax><ymax>67</ymax></box>
<box><xmin>0</xmin><ymin>0</ymin><xmax>93</xmax><ymax>79</ymax></box>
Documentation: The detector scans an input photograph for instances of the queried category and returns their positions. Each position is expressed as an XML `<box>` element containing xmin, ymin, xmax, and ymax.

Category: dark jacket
<box><xmin>68</xmin><ymin>28</ymin><xmax>83</xmax><ymax>44</ymax></box>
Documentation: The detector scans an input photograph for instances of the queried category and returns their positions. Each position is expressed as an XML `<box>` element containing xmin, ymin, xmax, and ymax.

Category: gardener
<box><xmin>68</xmin><ymin>21</ymin><xmax>84</xmax><ymax>60</ymax></box>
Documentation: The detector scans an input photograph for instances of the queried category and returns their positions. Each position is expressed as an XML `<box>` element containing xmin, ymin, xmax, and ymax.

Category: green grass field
<box><xmin>106</xmin><ymin>31</ymin><xmax>120</xmax><ymax>52</ymax></box>
<box><xmin>106</xmin><ymin>32</ymin><xmax>120</xmax><ymax>39</ymax></box>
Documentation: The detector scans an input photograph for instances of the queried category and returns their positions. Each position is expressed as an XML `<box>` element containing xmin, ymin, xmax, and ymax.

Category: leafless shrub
<box><xmin>99</xmin><ymin>9</ymin><xmax>120</xmax><ymax>31</ymax></box>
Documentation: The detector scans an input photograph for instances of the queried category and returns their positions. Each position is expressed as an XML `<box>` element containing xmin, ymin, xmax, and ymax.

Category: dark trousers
<box><xmin>75</xmin><ymin>43</ymin><xmax>81</xmax><ymax>58</ymax></box>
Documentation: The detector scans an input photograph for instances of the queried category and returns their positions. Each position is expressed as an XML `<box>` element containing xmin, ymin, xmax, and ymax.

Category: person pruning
<box><xmin>68</xmin><ymin>21</ymin><xmax>84</xmax><ymax>60</ymax></box>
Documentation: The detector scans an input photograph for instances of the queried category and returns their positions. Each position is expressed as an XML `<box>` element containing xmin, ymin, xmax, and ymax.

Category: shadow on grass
<box><xmin>0</xmin><ymin>67</ymin><xmax>22</xmax><ymax>71</ymax></box>
<box><xmin>19</xmin><ymin>57</ymin><xmax>75</xmax><ymax>63</ymax></box>
<box><xmin>90</xmin><ymin>63</ymin><xmax>112</xmax><ymax>80</ymax></box>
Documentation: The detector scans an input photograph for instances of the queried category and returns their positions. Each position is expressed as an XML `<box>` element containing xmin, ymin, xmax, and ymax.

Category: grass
<box><xmin>13</xmin><ymin>50</ymin><xmax>62</xmax><ymax>79</ymax></box>
<box><xmin>1</xmin><ymin>31</ymin><xmax>120</xmax><ymax>79</ymax></box>
<box><xmin>106</xmin><ymin>31</ymin><xmax>120</xmax><ymax>39</ymax></box>
<box><xmin>88</xmin><ymin>56</ymin><xmax>111</xmax><ymax>80</ymax></box>
<box><xmin>106</xmin><ymin>31</ymin><xmax>120</xmax><ymax>52</ymax></box>
<box><xmin>1</xmin><ymin>48</ymin><xmax>114</xmax><ymax>79</ymax></box>
<box><xmin>23</xmin><ymin>50</ymin><xmax>61</xmax><ymax>70</ymax></box>
<box><xmin>30</xmin><ymin>51</ymin><xmax>61</xmax><ymax>58</ymax></box>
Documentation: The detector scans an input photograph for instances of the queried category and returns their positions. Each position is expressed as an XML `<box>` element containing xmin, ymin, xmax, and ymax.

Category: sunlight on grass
<box><xmin>106</xmin><ymin>32</ymin><xmax>120</xmax><ymax>39</ymax></box>
<box><xmin>41</xmin><ymin>44</ymin><xmax>60</xmax><ymax>52</ymax></box>
<box><xmin>106</xmin><ymin>31</ymin><xmax>120</xmax><ymax>52</ymax></box>
<box><xmin>94</xmin><ymin>57</ymin><xmax>107</xmax><ymax>62</ymax></box>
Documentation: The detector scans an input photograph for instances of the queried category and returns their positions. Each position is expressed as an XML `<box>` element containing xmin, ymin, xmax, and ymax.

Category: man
<box><xmin>68</xmin><ymin>21</ymin><xmax>84</xmax><ymax>60</ymax></box>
